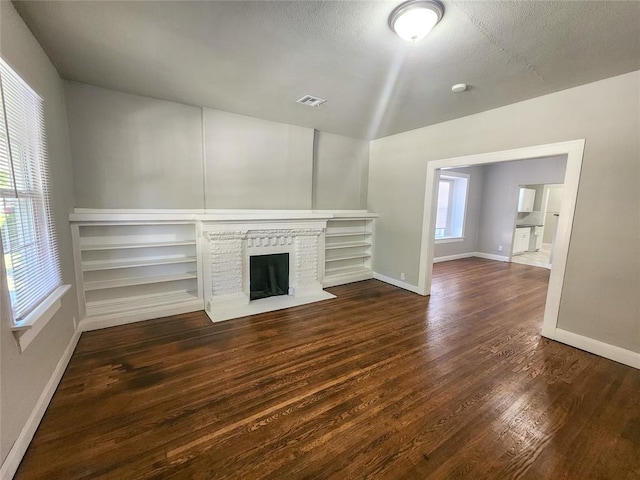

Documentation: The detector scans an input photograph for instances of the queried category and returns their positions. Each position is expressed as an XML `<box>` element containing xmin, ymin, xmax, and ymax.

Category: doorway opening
<box><xmin>418</xmin><ymin>140</ymin><xmax>585</xmax><ymax>339</ymax></box>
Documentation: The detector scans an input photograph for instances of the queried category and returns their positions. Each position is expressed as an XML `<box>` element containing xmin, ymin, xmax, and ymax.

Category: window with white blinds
<box><xmin>0</xmin><ymin>57</ymin><xmax>61</xmax><ymax>324</ymax></box>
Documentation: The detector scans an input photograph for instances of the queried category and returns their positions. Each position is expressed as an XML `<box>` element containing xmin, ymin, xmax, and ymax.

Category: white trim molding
<box><xmin>433</xmin><ymin>252</ymin><xmax>510</xmax><ymax>263</ymax></box>
<box><xmin>434</xmin><ymin>237</ymin><xmax>465</xmax><ymax>244</ymax></box>
<box><xmin>0</xmin><ymin>327</ymin><xmax>81</xmax><ymax>480</ymax></box>
<box><xmin>551</xmin><ymin>329</ymin><xmax>640</xmax><ymax>370</ymax></box>
<box><xmin>11</xmin><ymin>284</ymin><xmax>71</xmax><ymax>353</ymax></box>
<box><xmin>473</xmin><ymin>252</ymin><xmax>510</xmax><ymax>262</ymax></box>
<box><xmin>373</xmin><ymin>272</ymin><xmax>422</xmax><ymax>295</ymax></box>
<box><xmin>417</xmin><ymin>139</ymin><xmax>586</xmax><ymax>341</ymax></box>
<box><xmin>432</xmin><ymin>252</ymin><xmax>475</xmax><ymax>263</ymax></box>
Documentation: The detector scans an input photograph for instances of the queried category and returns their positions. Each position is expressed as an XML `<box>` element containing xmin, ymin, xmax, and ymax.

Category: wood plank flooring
<box><xmin>15</xmin><ymin>258</ymin><xmax>640</xmax><ymax>479</ymax></box>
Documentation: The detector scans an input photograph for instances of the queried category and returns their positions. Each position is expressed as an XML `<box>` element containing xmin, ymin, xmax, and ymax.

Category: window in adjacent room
<box><xmin>434</xmin><ymin>171</ymin><xmax>469</xmax><ymax>241</ymax></box>
<box><xmin>0</xmin><ymin>57</ymin><xmax>64</xmax><ymax>336</ymax></box>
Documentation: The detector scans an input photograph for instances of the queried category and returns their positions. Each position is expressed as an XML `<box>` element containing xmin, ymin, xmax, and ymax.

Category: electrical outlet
<box><xmin>72</xmin><ymin>316</ymin><xmax>77</xmax><ymax>329</ymax></box>
<box><xmin>498</xmin><ymin>245</ymin><xmax>503</xmax><ymax>252</ymax></box>
<box><xmin>400</xmin><ymin>272</ymin><xmax>406</xmax><ymax>281</ymax></box>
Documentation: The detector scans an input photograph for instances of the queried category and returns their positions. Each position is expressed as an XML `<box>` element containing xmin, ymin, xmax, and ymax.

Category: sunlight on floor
<box><xmin>511</xmin><ymin>243</ymin><xmax>552</xmax><ymax>269</ymax></box>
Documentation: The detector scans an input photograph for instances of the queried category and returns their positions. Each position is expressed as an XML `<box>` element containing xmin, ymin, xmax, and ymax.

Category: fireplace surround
<box><xmin>202</xmin><ymin>219</ymin><xmax>335</xmax><ymax>322</ymax></box>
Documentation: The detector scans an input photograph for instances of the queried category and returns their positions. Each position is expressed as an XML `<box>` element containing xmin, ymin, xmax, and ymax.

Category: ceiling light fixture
<box><xmin>389</xmin><ymin>0</ymin><xmax>444</xmax><ymax>43</ymax></box>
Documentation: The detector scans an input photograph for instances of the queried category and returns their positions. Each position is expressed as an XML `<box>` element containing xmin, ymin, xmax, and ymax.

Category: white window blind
<box><xmin>0</xmin><ymin>58</ymin><xmax>61</xmax><ymax>323</ymax></box>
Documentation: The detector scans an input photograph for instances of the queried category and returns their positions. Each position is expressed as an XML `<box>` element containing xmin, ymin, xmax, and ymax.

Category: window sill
<box><xmin>435</xmin><ymin>237</ymin><xmax>465</xmax><ymax>244</ymax></box>
<box><xmin>11</xmin><ymin>284</ymin><xmax>71</xmax><ymax>353</ymax></box>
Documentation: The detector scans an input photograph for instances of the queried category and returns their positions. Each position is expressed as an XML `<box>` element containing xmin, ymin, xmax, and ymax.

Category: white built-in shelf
<box><xmin>86</xmin><ymin>287</ymin><xmax>198</xmax><ymax>307</ymax></box>
<box><xmin>325</xmin><ymin>242</ymin><xmax>371</xmax><ymax>250</ymax></box>
<box><xmin>80</xmin><ymin>240</ymin><xmax>196</xmax><ymax>251</ymax></box>
<box><xmin>74</xmin><ymin>222</ymin><xmax>202</xmax><ymax>325</ymax></box>
<box><xmin>86</xmin><ymin>291</ymin><xmax>199</xmax><ymax>317</ymax></box>
<box><xmin>325</xmin><ymin>265</ymin><xmax>369</xmax><ymax>275</ymax></box>
<box><xmin>325</xmin><ymin>253</ymin><xmax>371</xmax><ymax>263</ymax></box>
<box><xmin>71</xmin><ymin>213</ymin><xmax>378</xmax><ymax>326</ymax></box>
<box><xmin>82</xmin><ymin>256</ymin><xmax>197</xmax><ymax>271</ymax></box>
<box><xmin>323</xmin><ymin>215</ymin><xmax>375</xmax><ymax>287</ymax></box>
<box><xmin>84</xmin><ymin>272</ymin><xmax>197</xmax><ymax>291</ymax></box>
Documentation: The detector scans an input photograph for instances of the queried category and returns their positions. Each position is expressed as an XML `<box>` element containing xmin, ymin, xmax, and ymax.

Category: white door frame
<box><xmin>417</xmin><ymin>139</ymin><xmax>585</xmax><ymax>338</ymax></box>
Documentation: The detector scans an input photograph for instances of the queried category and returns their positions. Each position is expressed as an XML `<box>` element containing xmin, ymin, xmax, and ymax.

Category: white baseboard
<box><xmin>323</xmin><ymin>270</ymin><xmax>374</xmax><ymax>288</ymax></box>
<box><xmin>549</xmin><ymin>328</ymin><xmax>640</xmax><ymax>370</ymax></box>
<box><xmin>432</xmin><ymin>252</ymin><xmax>509</xmax><ymax>264</ymax></box>
<box><xmin>433</xmin><ymin>252</ymin><xmax>476</xmax><ymax>263</ymax></box>
<box><xmin>473</xmin><ymin>252</ymin><xmax>510</xmax><ymax>262</ymax></box>
<box><xmin>373</xmin><ymin>272</ymin><xmax>422</xmax><ymax>295</ymax></box>
<box><xmin>79</xmin><ymin>300</ymin><xmax>203</xmax><ymax>332</ymax></box>
<box><xmin>0</xmin><ymin>328</ymin><xmax>81</xmax><ymax>480</ymax></box>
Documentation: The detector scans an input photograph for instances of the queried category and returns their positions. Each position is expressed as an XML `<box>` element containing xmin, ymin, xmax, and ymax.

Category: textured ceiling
<box><xmin>13</xmin><ymin>0</ymin><xmax>640</xmax><ymax>139</ymax></box>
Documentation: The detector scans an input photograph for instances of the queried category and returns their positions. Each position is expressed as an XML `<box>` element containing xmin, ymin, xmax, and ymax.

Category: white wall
<box><xmin>65</xmin><ymin>82</ymin><xmax>205</xmax><ymax>209</ymax></box>
<box><xmin>64</xmin><ymin>83</ymin><xmax>368</xmax><ymax>211</ymax></box>
<box><xmin>203</xmin><ymin>108</ymin><xmax>313</xmax><ymax>209</ymax></box>
<box><xmin>368</xmin><ymin>71</ymin><xmax>640</xmax><ymax>354</ymax></box>
<box><xmin>433</xmin><ymin>166</ymin><xmax>484</xmax><ymax>258</ymax></box>
<box><xmin>313</xmin><ymin>131</ymin><xmax>369</xmax><ymax>210</ymax></box>
<box><xmin>0</xmin><ymin>1</ymin><xmax>79</xmax><ymax>464</ymax></box>
<box><xmin>477</xmin><ymin>156</ymin><xmax>567</xmax><ymax>256</ymax></box>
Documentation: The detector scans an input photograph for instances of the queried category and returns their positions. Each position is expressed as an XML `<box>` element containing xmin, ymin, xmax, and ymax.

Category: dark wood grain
<box><xmin>15</xmin><ymin>258</ymin><xmax>640</xmax><ymax>479</ymax></box>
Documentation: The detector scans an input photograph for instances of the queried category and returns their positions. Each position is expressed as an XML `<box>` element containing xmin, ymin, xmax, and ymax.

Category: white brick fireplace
<box><xmin>201</xmin><ymin>218</ymin><xmax>335</xmax><ymax>322</ymax></box>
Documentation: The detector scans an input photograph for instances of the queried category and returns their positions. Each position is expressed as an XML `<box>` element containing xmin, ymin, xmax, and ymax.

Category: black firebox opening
<box><xmin>250</xmin><ymin>253</ymin><xmax>289</xmax><ymax>300</ymax></box>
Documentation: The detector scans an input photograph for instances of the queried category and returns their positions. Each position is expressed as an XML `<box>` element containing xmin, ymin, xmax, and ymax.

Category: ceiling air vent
<box><xmin>296</xmin><ymin>95</ymin><xmax>326</xmax><ymax>107</ymax></box>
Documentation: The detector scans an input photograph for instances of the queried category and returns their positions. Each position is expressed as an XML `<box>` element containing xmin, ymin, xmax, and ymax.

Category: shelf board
<box><xmin>325</xmin><ymin>265</ymin><xmax>370</xmax><ymax>275</ymax></box>
<box><xmin>83</xmin><ymin>256</ymin><xmax>197</xmax><ymax>272</ymax></box>
<box><xmin>325</xmin><ymin>253</ymin><xmax>372</xmax><ymax>262</ymax></box>
<box><xmin>86</xmin><ymin>291</ymin><xmax>200</xmax><ymax>317</ymax></box>
<box><xmin>84</xmin><ymin>272</ymin><xmax>197</xmax><ymax>291</ymax></box>
<box><xmin>325</xmin><ymin>242</ymin><xmax>371</xmax><ymax>250</ymax></box>
<box><xmin>325</xmin><ymin>232</ymin><xmax>372</xmax><ymax>238</ymax></box>
<box><xmin>80</xmin><ymin>240</ymin><xmax>196</xmax><ymax>251</ymax></box>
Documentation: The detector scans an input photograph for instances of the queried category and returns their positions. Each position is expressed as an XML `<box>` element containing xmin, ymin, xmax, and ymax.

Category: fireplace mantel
<box><xmin>69</xmin><ymin>209</ymin><xmax>361</xmax><ymax>222</ymax></box>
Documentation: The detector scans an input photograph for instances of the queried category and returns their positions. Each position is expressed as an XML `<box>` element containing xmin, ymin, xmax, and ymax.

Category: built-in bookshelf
<box><xmin>323</xmin><ymin>214</ymin><xmax>376</xmax><ymax>287</ymax></box>
<box><xmin>71</xmin><ymin>222</ymin><xmax>204</xmax><ymax>330</ymax></box>
<box><xmin>69</xmin><ymin>210</ymin><xmax>377</xmax><ymax>330</ymax></box>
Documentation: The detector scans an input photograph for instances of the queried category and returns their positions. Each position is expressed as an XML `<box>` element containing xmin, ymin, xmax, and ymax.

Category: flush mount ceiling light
<box><xmin>451</xmin><ymin>83</ymin><xmax>468</xmax><ymax>93</ymax></box>
<box><xmin>389</xmin><ymin>0</ymin><xmax>444</xmax><ymax>42</ymax></box>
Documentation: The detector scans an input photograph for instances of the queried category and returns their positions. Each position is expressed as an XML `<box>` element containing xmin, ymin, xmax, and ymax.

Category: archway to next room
<box><xmin>417</xmin><ymin>140</ymin><xmax>585</xmax><ymax>339</ymax></box>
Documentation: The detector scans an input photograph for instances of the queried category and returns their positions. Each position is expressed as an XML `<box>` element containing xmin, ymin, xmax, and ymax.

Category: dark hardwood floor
<box><xmin>16</xmin><ymin>258</ymin><xmax>640</xmax><ymax>479</ymax></box>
